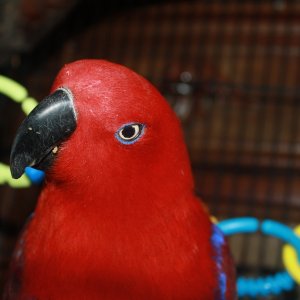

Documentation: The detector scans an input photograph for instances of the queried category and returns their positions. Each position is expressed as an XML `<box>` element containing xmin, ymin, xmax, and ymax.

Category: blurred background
<box><xmin>0</xmin><ymin>0</ymin><xmax>299</xmax><ymax>299</ymax></box>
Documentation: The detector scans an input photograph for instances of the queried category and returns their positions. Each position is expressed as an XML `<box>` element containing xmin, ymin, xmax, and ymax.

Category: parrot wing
<box><xmin>211</xmin><ymin>224</ymin><xmax>237</xmax><ymax>300</ymax></box>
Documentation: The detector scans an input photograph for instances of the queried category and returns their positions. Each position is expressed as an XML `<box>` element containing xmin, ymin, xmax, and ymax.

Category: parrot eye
<box><xmin>116</xmin><ymin>123</ymin><xmax>144</xmax><ymax>144</ymax></box>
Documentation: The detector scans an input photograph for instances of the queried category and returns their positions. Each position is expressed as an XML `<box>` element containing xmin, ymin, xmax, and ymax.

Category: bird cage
<box><xmin>0</xmin><ymin>1</ymin><xmax>299</xmax><ymax>299</ymax></box>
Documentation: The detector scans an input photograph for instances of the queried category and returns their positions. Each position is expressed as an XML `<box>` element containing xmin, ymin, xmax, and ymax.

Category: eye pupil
<box><xmin>122</xmin><ymin>125</ymin><xmax>136</xmax><ymax>138</ymax></box>
<box><xmin>116</xmin><ymin>123</ymin><xmax>144</xmax><ymax>144</ymax></box>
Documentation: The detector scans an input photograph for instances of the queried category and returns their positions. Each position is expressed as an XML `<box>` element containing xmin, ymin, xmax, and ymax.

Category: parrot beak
<box><xmin>10</xmin><ymin>88</ymin><xmax>77</xmax><ymax>179</ymax></box>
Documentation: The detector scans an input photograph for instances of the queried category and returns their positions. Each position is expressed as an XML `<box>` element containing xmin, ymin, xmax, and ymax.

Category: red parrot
<box><xmin>6</xmin><ymin>60</ymin><xmax>236</xmax><ymax>299</ymax></box>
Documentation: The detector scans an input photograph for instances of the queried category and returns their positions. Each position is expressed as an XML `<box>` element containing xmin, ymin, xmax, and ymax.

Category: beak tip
<box><xmin>10</xmin><ymin>148</ymin><xmax>29</xmax><ymax>179</ymax></box>
<box><xmin>10</xmin><ymin>169</ymin><xmax>23</xmax><ymax>179</ymax></box>
<box><xmin>11</xmin><ymin>173</ymin><xmax>21</xmax><ymax>180</ymax></box>
<box><xmin>10</xmin><ymin>159</ymin><xmax>25</xmax><ymax>179</ymax></box>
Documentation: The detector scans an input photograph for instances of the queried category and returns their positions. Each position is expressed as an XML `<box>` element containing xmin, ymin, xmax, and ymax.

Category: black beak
<box><xmin>10</xmin><ymin>88</ymin><xmax>77</xmax><ymax>179</ymax></box>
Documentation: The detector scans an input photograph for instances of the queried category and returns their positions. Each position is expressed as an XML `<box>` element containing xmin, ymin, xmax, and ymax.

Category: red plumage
<box><xmin>5</xmin><ymin>60</ymin><xmax>236</xmax><ymax>299</ymax></box>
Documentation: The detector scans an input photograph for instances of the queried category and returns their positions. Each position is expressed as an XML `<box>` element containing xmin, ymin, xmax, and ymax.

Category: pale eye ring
<box><xmin>116</xmin><ymin>123</ymin><xmax>144</xmax><ymax>144</ymax></box>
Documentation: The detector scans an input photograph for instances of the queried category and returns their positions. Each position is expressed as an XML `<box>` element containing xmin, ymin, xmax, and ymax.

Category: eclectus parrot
<box><xmin>6</xmin><ymin>60</ymin><xmax>236</xmax><ymax>299</ymax></box>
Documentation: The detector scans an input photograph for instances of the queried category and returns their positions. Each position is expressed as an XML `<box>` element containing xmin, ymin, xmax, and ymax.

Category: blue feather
<box><xmin>211</xmin><ymin>224</ymin><xmax>227</xmax><ymax>300</ymax></box>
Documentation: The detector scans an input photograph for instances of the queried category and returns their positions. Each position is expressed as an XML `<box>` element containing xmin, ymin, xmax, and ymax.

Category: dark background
<box><xmin>0</xmin><ymin>1</ymin><xmax>299</xmax><ymax>299</ymax></box>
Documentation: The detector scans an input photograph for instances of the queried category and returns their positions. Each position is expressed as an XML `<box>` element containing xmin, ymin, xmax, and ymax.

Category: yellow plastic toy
<box><xmin>0</xmin><ymin>75</ymin><xmax>38</xmax><ymax>188</ymax></box>
<box><xmin>283</xmin><ymin>225</ymin><xmax>300</xmax><ymax>284</ymax></box>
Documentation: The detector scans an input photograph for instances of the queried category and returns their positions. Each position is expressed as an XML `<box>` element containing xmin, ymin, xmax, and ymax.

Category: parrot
<box><xmin>5</xmin><ymin>59</ymin><xmax>236</xmax><ymax>299</ymax></box>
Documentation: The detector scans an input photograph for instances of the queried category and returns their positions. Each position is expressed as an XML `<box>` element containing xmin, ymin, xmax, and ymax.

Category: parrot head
<box><xmin>10</xmin><ymin>60</ymin><xmax>194</xmax><ymax>202</ymax></box>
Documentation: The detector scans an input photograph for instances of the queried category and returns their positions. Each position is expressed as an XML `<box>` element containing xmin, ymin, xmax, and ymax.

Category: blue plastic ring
<box><xmin>25</xmin><ymin>167</ymin><xmax>45</xmax><ymax>185</ymax></box>
<box><xmin>261</xmin><ymin>220</ymin><xmax>300</xmax><ymax>260</ymax></box>
<box><xmin>217</xmin><ymin>217</ymin><xmax>296</xmax><ymax>297</ymax></box>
